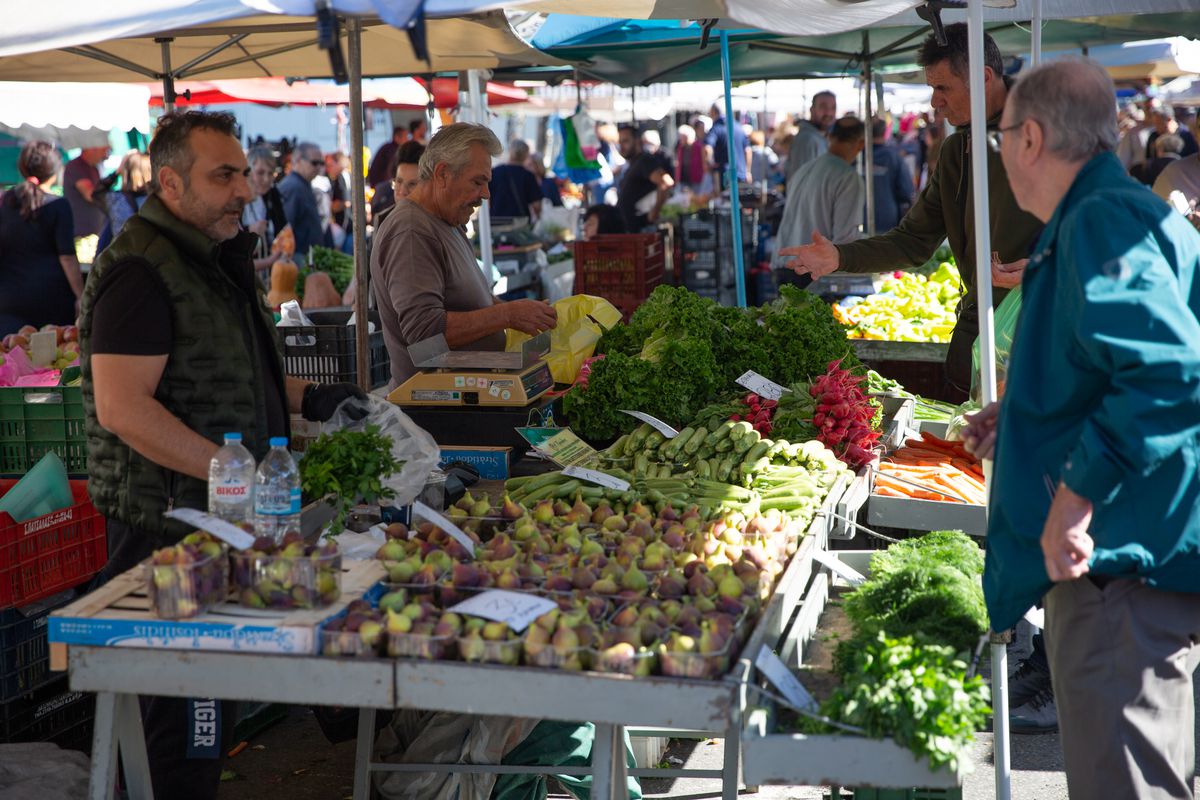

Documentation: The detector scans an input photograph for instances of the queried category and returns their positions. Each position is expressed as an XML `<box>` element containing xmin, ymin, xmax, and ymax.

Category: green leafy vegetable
<box><xmin>299</xmin><ymin>426</ymin><xmax>403</xmax><ymax>532</ymax></box>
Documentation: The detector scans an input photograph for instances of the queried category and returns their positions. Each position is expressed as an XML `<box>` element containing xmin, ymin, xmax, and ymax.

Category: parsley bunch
<box><xmin>299</xmin><ymin>426</ymin><xmax>403</xmax><ymax>532</ymax></box>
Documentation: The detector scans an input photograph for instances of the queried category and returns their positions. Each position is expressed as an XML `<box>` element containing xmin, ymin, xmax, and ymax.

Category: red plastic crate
<box><xmin>574</xmin><ymin>234</ymin><xmax>665</xmax><ymax>319</ymax></box>
<box><xmin>0</xmin><ymin>480</ymin><xmax>106</xmax><ymax>610</ymax></box>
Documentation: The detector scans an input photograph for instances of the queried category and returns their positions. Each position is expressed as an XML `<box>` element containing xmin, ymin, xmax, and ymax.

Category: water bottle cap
<box><xmin>269</xmin><ymin>437</ymin><xmax>289</xmax><ymax>448</ymax></box>
<box><xmin>224</xmin><ymin>433</ymin><xmax>242</xmax><ymax>442</ymax></box>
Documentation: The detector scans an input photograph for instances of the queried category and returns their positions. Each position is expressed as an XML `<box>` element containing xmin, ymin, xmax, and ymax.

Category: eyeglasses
<box><xmin>987</xmin><ymin>120</ymin><xmax>1025</xmax><ymax>152</ymax></box>
<box><xmin>309</xmin><ymin>159</ymin><xmax>325</xmax><ymax>167</ymax></box>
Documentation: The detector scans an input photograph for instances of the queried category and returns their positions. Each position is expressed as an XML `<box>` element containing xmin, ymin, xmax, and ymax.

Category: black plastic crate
<box><xmin>681</xmin><ymin>208</ymin><xmax>759</xmax><ymax>253</ymax></box>
<box><xmin>0</xmin><ymin>674</ymin><xmax>94</xmax><ymax>744</ymax></box>
<box><xmin>689</xmin><ymin>286</ymin><xmax>738</xmax><ymax>307</ymax></box>
<box><xmin>0</xmin><ymin>590</ymin><xmax>76</xmax><ymax>702</ymax></box>
<box><xmin>281</xmin><ymin>308</ymin><xmax>389</xmax><ymax>389</ymax></box>
<box><xmin>683</xmin><ymin>268</ymin><xmax>724</xmax><ymax>290</ymax></box>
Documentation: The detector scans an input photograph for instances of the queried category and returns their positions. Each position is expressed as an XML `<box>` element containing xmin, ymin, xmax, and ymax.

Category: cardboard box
<box><xmin>439</xmin><ymin>447</ymin><xmax>512</xmax><ymax>481</ymax></box>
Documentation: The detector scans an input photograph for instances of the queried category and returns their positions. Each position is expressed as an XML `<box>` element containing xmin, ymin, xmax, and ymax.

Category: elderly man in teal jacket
<box><xmin>965</xmin><ymin>59</ymin><xmax>1200</xmax><ymax>799</ymax></box>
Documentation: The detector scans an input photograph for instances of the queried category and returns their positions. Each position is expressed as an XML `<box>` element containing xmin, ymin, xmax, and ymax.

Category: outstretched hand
<box><xmin>779</xmin><ymin>231</ymin><xmax>840</xmax><ymax>281</ymax></box>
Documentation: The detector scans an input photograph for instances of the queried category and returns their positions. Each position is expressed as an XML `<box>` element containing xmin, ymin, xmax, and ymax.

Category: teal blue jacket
<box><xmin>985</xmin><ymin>152</ymin><xmax>1200</xmax><ymax>631</ymax></box>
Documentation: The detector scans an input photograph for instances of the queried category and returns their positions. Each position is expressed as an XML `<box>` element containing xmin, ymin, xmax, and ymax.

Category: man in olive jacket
<box><xmin>965</xmin><ymin>60</ymin><xmax>1200</xmax><ymax>800</ymax></box>
<box><xmin>80</xmin><ymin>111</ymin><xmax>363</xmax><ymax>800</ymax></box>
<box><xmin>781</xmin><ymin>23</ymin><xmax>1042</xmax><ymax>397</ymax></box>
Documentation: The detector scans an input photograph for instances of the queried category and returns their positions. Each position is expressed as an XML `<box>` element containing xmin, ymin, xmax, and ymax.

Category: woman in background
<box><xmin>0</xmin><ymin>141</ymin><xmax>82</xmax><ymax>336</ymax></box>
<box><xmin>97</xmin><ymin>150</ymin><xmax>151</xmax><ymax>253</ymax></box>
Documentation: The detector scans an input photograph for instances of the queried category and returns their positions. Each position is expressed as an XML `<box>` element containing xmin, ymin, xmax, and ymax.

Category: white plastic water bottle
<box><xmin>254</xmin><ymin>437</ymin><xmax>302</xmax><ymax>542</ymax></box>
<box><xmin>207</xmin><ymin>433</ymin><xmax>256</xmax><ymax>526</ymax></box>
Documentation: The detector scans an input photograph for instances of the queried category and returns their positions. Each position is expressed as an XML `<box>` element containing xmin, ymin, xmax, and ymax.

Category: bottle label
<box><xmin>256</xmin><ymin>488</ymin><xmax>301</xmax><ymax>516</ymax></box>
<box><xmin>214</xmin><ymin>482</ymin><xmax>250</xmax><ymax>499</ymax></box>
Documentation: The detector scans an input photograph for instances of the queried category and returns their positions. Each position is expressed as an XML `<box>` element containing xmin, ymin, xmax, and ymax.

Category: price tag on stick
<box><xmin>449</xmin><ymin>590</ymin><xmax>557</xmax><ymax>633</ymax></box>
<box><xmin>412</xmin><ymin>501</ymin><xmax>476</xmax><ymax>558</ymax></box>
<box><xmin>756</xmin><ymin>646</ymin><xmax>819</xmax><ymax>712</ymax></box>
<box><xmin>562</xmin><ymin>466</ymin><xmax>630</xmax><ymax>492</ymax></box>
<box><xmin>165</xmin><ymin>508</ymin><xmax>256</xmax><ymax>551</ymax></box>
<box><xmin>736</xmin><ymin>370</ymin><xmax>788</xmax><ymax>402</ymax></box>
<box><xmin>619</xmin><ymin>410</ymin><xmax>679</xmax><ymax>438</ymax></box>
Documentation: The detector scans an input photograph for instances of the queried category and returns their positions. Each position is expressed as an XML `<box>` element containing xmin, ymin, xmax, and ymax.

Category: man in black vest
<box><xmin>79</xmin><ymin>110</ymin><xmax>364</xmax><ymax>800</ymax></box>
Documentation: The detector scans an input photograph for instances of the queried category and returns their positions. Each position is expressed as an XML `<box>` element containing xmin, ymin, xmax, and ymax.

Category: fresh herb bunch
<box><xmin>567</xmin><ymin>286</ymin><xmax>859</xmax><ymax>441</ymax></box>
<box><xmin>820</xmin><ymin>633</ymin><xmax>991</xmax><ymax>774</ymax></box>
<box><xmin>309</xmin><ymin>246</ymin><xmax>356</xmax><ymax>294</ymax></box>
<box><xmin>299</xmin><ymin>426</ymin><xmax>403</xmax><ymax>532</ymax></box>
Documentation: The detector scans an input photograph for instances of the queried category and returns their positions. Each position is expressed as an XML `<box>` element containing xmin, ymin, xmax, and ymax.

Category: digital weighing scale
<box><xmin>388</xmin><ymin>333</ymin><xmax>554</xmax><ymax>408</ymax></box>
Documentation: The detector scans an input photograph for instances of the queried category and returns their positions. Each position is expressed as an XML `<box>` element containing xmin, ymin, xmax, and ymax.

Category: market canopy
<box><xmin>0</xmin><ymin>81</ymin><xmax>152</xmax><ymax>148</ymax></box>
<box><xmin>0</xmin><ymin>6</ymin><xmax>563</xmax><ymax>83</ymax></box>
<box><xmin>525</xmin><ymin>2</ymin><xmax>1200</xmax><ymax>86</ymax></box>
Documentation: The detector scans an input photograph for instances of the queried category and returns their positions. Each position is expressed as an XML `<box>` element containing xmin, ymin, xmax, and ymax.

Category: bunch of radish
<box><xmin>729</xmin><ymin>393</ymin><xmax>778</xmax><ymax>436</ymax></box>
<box><xmin>810</xmin><ymin>361</ymin><xmax>881</xmax><ymax>469</ymax></box>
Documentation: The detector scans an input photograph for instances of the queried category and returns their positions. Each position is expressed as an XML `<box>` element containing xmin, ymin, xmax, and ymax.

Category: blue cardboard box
<box><xmin>439</xmin><ymin>447</ymin><xmax>512</xmax><ymax>481</ymax></box>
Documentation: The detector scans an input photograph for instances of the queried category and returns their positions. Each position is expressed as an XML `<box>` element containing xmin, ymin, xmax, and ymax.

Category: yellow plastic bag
<box><xmin>506</xmin><ymin>294</ymin><xmax>623</xmax><ymax>384</ymax></box>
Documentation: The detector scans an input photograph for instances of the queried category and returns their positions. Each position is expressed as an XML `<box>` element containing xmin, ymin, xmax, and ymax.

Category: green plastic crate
<box><xmin>0</xmin><ymin>387</ymin><xmax>86</xmax><ymax>475</ymax></box>
<box><xmin>852</xmin><ymin>789</ymin><xmax>962</xmax><ymax>800</ymax></box>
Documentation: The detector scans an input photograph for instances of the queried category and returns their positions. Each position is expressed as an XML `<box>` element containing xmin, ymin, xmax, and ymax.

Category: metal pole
<box><xmin>467</xmin><ymin>70</ymin><xmax>494</xmax><ymax>281</ymax></box>
<box><xmin>1031</xmin><ymin>0</ymin><xmax>1043</xmax><ymax>66</ymax></box>
<box><xmin>157</xmin><ymin>38</ymin><xmax>175</xmax><ymax>113</ymax></box>
<box><xmin>347</xmin><ymin>17</ymin><xmax>370</xmax><ymax>393</ymax></box>
<box><xmin>719</xmin><ymin>29</ymin><xmax>747</xmax><ymax>308</ymax></box>
<box><xmin>864</xmin><ymin>32</ymin><xmax>876</xmax><ymax>236</ymax></box>
<box><xmin>967</xmin><ymin>2</ymin><xmax>1009</xmax><ymax>799</ymax></box>
<box><xmin>631</xmin><ymin>85</ymin><xmax>636</xmax><ymax>124</ymax></box>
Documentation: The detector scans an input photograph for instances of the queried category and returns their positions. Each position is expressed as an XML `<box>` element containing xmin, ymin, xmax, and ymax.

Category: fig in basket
<box><xmin>146</xmin><ymin>532</ymin><xmax>228</xmax><ymax>620</ymax></box>
<box><xmin>233</xmin><ymin>532</ymin><xmax>341</xmax><ymax>610</ymax></box>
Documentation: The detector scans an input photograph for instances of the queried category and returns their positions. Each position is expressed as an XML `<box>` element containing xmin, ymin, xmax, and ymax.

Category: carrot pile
<box><xmin>874</xmin><ymin>432</ymin><xmax>987</xmax><ymax>505</ymax></box>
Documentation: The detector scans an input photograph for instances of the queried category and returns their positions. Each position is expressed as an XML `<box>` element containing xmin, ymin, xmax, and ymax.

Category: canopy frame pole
<box><xmin>184</xmin><ymin>39</ymin><xmax>321</xmax><ymax>77</ymax></box>
<box><xmin>467</xmin><ymin>69</ymin><xmax>495</xmax><ymax>284</ymax></box>
<box><xmin>863</xmin><ymin>31</ymin><xmax>876</xmax><ymax>236</ymax></box>
<box><xmin>719</xmin><ymin>28</ymin><xmax>747</xmax><ymax>308</ymax></box>
<box><xmin>63</xmin><ymin>46</ymin><xmax>160</xmax><ymax>79</ymax></box>
<box><xmin>157</xmin><ymin>38</ymin><xmax>176</xmax><ymax>112</ymax></box>
<box><xmin>640</xmin><ymin>47</ymin><xmax>721</xmax><ymax>87</ymax></box>
<box><xmin>173</xmin><ymin>33</ymin><xmax>250</xmax><ymax>78</ymax></box>
<box><xmin>347</xmin><ymin>16</ymin><xmax>370</xmax><ymax>392</ymax></box>
<box><xmin>1031</xmin><ymin>0</ymin><xmax>1043</xmax><ymax>66</ymax></box>
<box><xmin>966</xmin><ymin>2</ymin><xmax>1009</xmax><ymax>798</ymax></box>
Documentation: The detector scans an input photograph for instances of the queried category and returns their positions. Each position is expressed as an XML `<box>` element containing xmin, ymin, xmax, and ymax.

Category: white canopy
<box><xmin>0</xmin><ymin>81</ymin><xmax>151</xmax><ymax>148</ymax></box>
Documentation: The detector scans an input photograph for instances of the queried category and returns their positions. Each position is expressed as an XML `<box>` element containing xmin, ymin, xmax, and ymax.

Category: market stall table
<box><xmin>48</xmin><ymin>493</ymin><xmax>844</xmax><ymax>800</ymax></box>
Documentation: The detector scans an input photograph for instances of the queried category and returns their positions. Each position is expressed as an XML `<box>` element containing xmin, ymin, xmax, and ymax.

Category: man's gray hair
<box><xmin>419</xmin><ymin>123</ymin><xmax>502</xmax><ymax>181</ymax></box>
<box><xmin>1008</xmin><ymin>58</ymin><xmax>1119</xmax><ymax>162</ymax></box>
<box><xmin>296</xmin><ymin>141</ymin><xmax>321</xmax><ymax>160</ymax></box>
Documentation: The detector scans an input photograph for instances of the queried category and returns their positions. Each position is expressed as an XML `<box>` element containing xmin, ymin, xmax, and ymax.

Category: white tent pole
<box><xmin>347</xmin><ymin>16</ymin><xmax>370</xmax><ymax>392</ymax></box>
<box><xmin>158</xmin><ymin>38</ymin><xmax>175</xmax><ymax>113</ymax></box>
<box><xmin>1032</xmin><ymin>0</ymin><xmax>1043</xmax><ymax>66</ymax></box>
<box><xmin>467</xmin><ymin>69</ymin><xmax>494</xmax><ymax>281</ymax></box>
<box><xmin>967</xmin><ymin>1</ymin><xmax>1009</xmax><ymax>799</ymax></box>
<box><xmin>864</xmin><ymin>32</ymin><xmax>876</xmax><ymax>236</ymax></box>
<box><xmin>720</xmin><ymin>29</ymin><xmax>747</xmax><ymax>308</ymax></box>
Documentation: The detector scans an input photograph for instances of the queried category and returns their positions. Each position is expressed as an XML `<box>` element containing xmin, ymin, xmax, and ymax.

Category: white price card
<box><xmin>164</xmin><ymin>508</ymin><xmax>256</xmax><ymax>551</ymax></box>
<box><xmin>813</xmin><ymin>549</ymin><xmax>866</xmax><ymax>586</ymax></box>
<box><xmin>756</xmin><ymin>646</ymin><xmax>818</xmax><ymax>712</ymax></box>
<box><xmin>736</xmin><ymin>370</ymin><xmax>788</xmax><ymax>402</ymax></box>
<box><xmin>449</xmin><ymin>590</ymin><xmax>557</xmax><ymax>633</ymax></box>
<box><xmin>562</xmin><ymin>466</ymin><xmax>630</xmax><ymax>492</ymax></box>
<box><xmin>412</xmin><ymin>501</ymin><xmax>476</xmax><ymax>558</ymax></box>
<box><xmin>620</xmin><ymin>410</ymin><xmax>679</xmax><ymax>438</ymax></box>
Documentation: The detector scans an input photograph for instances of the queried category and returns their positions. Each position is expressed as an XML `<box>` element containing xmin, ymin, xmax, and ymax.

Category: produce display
<box><xmin>145</xmin><ymin>532</ymin><xmax>228</xmax><ymax>619</ymax></box>
<box><xmin>866</xmin><ymin>370</ymin><xmax>959</xmax><ymax>425</ymax></box>
<box><xmin>0</xmin><ymin>323</ymin><xmax>80</xmax><ymax>370</ymax></box>
<box><xmin>308</xmin><ymin>246</ymin><xmax>355</xmax><ymax>295</ymax></box>
<box><xmin>833</xmin><ymin>259</ymin><xmax>962</xmax><ymax>343</ymax></box>
<box><xmin>564</xmin><ymin>285</ymin><xmax>859</xmax><ymax>441</ymax></box>
<box><xmin>232</xmin><ymin>532</ymin><xmax>342</xmax><ymax>610</ymax></box>
<box><xmin>799</xmin><ymin>530</ymin><xmax>990</xmax><ymax>773</ymax></box>
<box><xmin>874</xmin><ymin>433</ymin><xmax>986</xmax><ymax>504</ymax></box>
<box><xmin>299</xmin><ymin>426</ymin><xmax>404</xmax><ymax>531</ymax></box>
<box><xmin>355</xmin><ymin>483</ymin><xmax>812</xmax><ymax>679</ymax></box>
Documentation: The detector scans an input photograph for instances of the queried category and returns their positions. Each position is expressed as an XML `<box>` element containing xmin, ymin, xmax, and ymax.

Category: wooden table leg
<box><xmin>89</xmin><ymin>692</ymin><xmax>118</xmax><ymax>800</ymax></box>
<box><xmin>591</xmin><ymin>722</ymin><xmax>616</xmax><ymax>800</ymax></box>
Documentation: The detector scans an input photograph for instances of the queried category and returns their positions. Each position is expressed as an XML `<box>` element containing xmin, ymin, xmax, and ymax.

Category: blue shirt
<box><xmin>277</xmin><ymin>171</ymin><xmax>324</xmax><ymax>262</ymax></box>
<box><xmin>985</xmin><ymin>152</ymin><xmax>1200</xmax><ymax>631</ymax></box>
<box><xmin>866</xmin><ymin>142</ymin><xmax>914</xmax><ymax>233</ymax></box>
<box><xmin>706</xmin><ymin>116</ymin><xmax>749</xmax><ymax>184</ymax></box>
<box><xmin>488</xmin><ymin>164</ymin><xmax>543</xmax><ymax>219</ymax></box>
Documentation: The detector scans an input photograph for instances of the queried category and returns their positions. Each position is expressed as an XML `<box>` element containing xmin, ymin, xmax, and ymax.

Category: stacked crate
<box><xmin>679</xmin><ymin>208</ymin><xmax>759</xmax><ymax>306</ymax></box>
<box><xmin>573</xmin><ymin>233</ymin><xmax>665</xmax><ymax>320</ymax></box>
